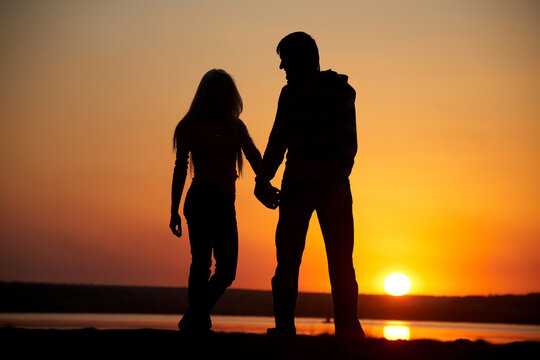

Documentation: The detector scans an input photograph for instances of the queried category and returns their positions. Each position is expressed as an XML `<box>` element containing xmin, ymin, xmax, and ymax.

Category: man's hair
<box><xmin>276</xmin><ymin>32</ymin><xmax>320</xmax><ymax>71</ymax></box>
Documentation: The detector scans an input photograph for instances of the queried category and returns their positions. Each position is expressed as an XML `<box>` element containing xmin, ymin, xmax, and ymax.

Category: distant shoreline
<box><xmin>1</xmin><ymin>282</ymin><xmax>539</xmax><ymax>325</ymax></box>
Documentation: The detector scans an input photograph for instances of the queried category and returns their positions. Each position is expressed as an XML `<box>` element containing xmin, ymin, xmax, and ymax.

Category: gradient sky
<box><xmin>1</xmin><ymin>0</ymin><xmax>539</xmax><ymax>296</ymax></box>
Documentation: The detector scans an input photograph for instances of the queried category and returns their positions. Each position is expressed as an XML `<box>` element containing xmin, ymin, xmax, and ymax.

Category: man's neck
<box><xmin>287</xmin><ymin>69</ymin><xmax>320</xmax><ymax>86</ymax></box>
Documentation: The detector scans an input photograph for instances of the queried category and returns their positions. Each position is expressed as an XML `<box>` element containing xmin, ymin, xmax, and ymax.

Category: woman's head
<box><xmin>189</xmin><ymin>69</ymin><xmax>243</xmax><ymax>122</ymax></box>
<box><xmin>174</xmin><ymin>69</ymin><xmax>243</xmax><ymax>148</ymax></box>
<box><xmin>174</xmin><ymin>69</ymin><xmax>245</xmax><ymax>173</ymax></box>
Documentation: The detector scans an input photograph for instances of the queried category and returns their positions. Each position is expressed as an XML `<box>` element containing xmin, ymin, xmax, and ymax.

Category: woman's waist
<box><xmin>191</xmin><ymin>173</ymin><xmax>236</xmax><ymax>197</ymax></box>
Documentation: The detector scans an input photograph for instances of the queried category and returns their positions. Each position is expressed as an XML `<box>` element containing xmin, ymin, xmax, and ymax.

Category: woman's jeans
<box><xmin>179</xmin><ymin>180</ymin><xmax>238</xmax><ymax>331</ymax></box>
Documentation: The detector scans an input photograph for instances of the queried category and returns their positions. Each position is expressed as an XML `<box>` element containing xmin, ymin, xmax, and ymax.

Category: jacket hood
<box><xmin>320</xmin><ymin>69</ymin><xmax>355</xmax><ymax>99</ymax></box>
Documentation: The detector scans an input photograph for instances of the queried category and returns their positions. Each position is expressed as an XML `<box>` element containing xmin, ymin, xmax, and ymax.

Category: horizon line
<box><xmin>2</xmin><ymin>280</ymin><xmax>538</xmax><ymax>298</ymax></box>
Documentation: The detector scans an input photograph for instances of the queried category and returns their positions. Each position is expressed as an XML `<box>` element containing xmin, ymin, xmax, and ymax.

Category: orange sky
<box><xmin>1</xmin><ymin>0</ymin><xmax>539</xmax><ymax>296</ymax></box>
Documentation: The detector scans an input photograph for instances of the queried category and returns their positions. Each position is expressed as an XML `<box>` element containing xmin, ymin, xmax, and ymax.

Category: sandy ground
<box><xmin>2</xmin><ymin>327</ymin><xmax>538</xmax><ymax>360</ymax></box>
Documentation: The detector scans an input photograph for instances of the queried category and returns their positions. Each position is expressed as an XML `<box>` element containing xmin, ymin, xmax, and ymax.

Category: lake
<box><xmin>1</xmin><ymin>313</ymin><xmax>539</xmax><ymax>344</ymax></box>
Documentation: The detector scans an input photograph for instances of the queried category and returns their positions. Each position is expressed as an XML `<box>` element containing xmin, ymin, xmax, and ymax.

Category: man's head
<box><xmin>276</xmin><ymin>32</ymin><xmax>320</xmax><ymax>81</ymax></box>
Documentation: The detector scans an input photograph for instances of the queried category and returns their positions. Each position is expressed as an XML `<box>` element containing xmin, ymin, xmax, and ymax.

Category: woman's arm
<box><xmin>237</xmin><ymin>119</ymin><xmax>263</xmax><ymax>176</ymax></box>
<box><xmin>238</xmin><ymin>119</ymin><xmax>280</xmax><ymax>209</ymax></box>
<box><xmin>169</xmin><ymin>134</ymin><xmax>190</xmax><ymax>237</ymax></box>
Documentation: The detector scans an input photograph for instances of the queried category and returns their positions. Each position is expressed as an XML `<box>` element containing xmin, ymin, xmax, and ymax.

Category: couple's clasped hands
<box><xmin>254</xmin><ymin>179</ymin><xmax>280</xmax><ymax>210</ymax></box>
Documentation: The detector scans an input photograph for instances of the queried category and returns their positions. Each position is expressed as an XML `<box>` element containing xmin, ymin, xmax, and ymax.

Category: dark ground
<box><xmin>2</xmin><ymin>327</ymin><xmax>538</xmax><ymax>360</ymax></box>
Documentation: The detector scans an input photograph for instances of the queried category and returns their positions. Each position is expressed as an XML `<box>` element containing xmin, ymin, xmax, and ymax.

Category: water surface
<box><xmin>1</xmin><ymin>313</ymin><xmax>539</xmax><ymax>344</ymax></box>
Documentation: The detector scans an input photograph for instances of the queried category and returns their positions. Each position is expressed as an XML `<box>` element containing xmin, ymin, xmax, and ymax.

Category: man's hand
<box><xmin>255</xmin><ymin>180</ymin><xmax>280</xmax><ymax>209</ymax></box>
<box><xmin>169</xmin><ymin>212</ymin><xmax>182</xmax><ymax>237</ymax></box>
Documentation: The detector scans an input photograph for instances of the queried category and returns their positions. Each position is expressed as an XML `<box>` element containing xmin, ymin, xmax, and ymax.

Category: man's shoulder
<box><xmin>321</xmin><ymin>70</ymin><xmax>354</xmax><ymax>89</ymax></box>
<box><xmin>319</xmin><ymin>69</ymin><xmax>356</xmax><ymax>101</ymax></box>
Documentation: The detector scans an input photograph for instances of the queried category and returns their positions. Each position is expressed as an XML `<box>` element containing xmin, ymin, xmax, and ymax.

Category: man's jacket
<box><xmin>261</xmin><ymin>69</ymin><xmax>357</xmax><ymax>183</ymax></box>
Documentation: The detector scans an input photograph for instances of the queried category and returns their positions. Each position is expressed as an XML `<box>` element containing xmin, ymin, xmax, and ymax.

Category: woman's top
<box><xmin>172</xmin><ymin>119</ymin><xmax>262</xmax><ymax>208</ymax></box>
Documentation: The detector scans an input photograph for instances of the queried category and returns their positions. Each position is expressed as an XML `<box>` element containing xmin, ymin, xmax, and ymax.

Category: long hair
<box><xmin>173</xmin><ymin>69</ymin><xmax>244</xmax><ymax>174</ymax></box>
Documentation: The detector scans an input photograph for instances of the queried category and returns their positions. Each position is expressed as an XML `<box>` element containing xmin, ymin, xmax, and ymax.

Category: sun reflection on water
<box><xmin>383</xmin><ymin>322</ymin><xmax>411</xmax><ymax>340</ymax></box>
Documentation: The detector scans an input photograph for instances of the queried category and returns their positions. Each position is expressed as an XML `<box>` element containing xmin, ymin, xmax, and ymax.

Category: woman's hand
<box><xmin>170</xmin><ymin>212</ymin><xmax>182</xmax><ymax>237</ymax></box>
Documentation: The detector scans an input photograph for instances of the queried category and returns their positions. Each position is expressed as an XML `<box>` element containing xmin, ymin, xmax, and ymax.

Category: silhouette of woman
<box><xmin>170</xmin><ymin>69</ymin><xmax>264</xmax><ymax>334</ymax></box>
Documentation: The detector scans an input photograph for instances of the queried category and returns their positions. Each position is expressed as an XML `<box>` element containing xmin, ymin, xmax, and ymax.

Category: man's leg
<box><xmin>317</xmin><ymin>179</ymin><xmax>364</xmax><ymax>337</ymax></box>
<box><xmin>271</xmin><ymin>182</ymin><xmax>313</xmax><ymax>333</ymax></box>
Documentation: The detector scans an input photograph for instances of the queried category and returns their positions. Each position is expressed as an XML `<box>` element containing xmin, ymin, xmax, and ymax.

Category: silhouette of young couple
<box><xmin>170</xmin><ymin>32</ymin><xmax>364</xmax><ymax>339</ymax></box>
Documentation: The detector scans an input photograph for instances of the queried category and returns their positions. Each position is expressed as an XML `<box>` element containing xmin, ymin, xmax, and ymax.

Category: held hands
<box><xmin>169</xmin><ymin>212</ymin><xmax>182</xmax><ymax>237</ymax></box>
<box><xmin>255</xmin><ymin>180</ymin><xmax>280</xmax><ymax>209</ymax></box>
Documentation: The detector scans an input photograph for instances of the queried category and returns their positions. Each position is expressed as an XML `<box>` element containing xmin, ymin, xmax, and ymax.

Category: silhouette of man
<box><xmin>255</xmin><ymin>32</ymin><xmax>364</xmax><ymax>338</ymax></box>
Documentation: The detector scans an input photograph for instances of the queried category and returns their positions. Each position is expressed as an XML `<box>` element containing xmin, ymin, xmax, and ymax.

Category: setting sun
<box><xmin>384</xmin><ymin>273</ymin><xmax>411</xmax><ymax>296</ymax></box>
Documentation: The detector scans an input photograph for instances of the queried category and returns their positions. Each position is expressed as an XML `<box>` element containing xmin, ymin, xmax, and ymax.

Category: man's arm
<box><xmin>257</xmin><ymin>87</ymin><xmax>289</xmax><ymax>182</ymax></box>
<box><xmin>254</xmin><ymin>87</ymin><xmax>288</xmax><ymax>209</ymax></box>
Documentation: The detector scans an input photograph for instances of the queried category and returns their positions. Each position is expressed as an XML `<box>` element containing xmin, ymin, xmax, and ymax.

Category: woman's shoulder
<box><xmin>175</xmin><ymin>119</ymin><xmax>198</xmax><ymax>146</ymax></box>
<box><xmin>235</xmin><ymin>118</ymin><xmax>249</xmax><ymax>132</ymax></box>
<box><xmin>178</xmin><ymin>118</ymin><xmax>199</xmax><ymax>134</ymax></box>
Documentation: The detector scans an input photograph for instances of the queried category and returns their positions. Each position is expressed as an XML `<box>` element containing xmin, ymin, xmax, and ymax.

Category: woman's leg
<box><xmin>206</xmin><ymin>197</ymin><xmax>238</xmax><ymax>311</ymax></box>
<box><xmin>179</xmin><ymin>183</ymin><xmax>213</xmax><ymax>331</ymax></box>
